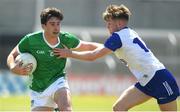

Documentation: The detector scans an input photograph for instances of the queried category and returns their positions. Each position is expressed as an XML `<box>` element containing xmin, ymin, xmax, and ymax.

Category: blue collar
<box><xmin>122</xmin><ymin>26</ymin><xmax>128</xmax><ymax>29</ymax></box>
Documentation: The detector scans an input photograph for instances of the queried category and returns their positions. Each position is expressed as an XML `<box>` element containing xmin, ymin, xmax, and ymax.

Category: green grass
<box><xmin>0</xmin><ymin>95</ymin><xmax>179</xmax><ymax>111</ymax></box>
<box><xmin>0</xmin><ymin>95</ymin><xmax>30</xmax><ymax>111</ymax></box>
<box><xmin>72</xmin><ymin>95</ymin><xmax>116</xmax><ymax>111</ymax></box>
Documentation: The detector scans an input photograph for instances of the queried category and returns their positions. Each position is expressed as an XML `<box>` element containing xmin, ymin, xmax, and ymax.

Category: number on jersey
<box><xmin>133</xmin><ymin>38</ymin><xmax>149</xmax><ymax>52</ymax></box>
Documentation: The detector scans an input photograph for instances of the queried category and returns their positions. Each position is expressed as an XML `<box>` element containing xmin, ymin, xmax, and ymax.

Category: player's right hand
<box><xmin>10</xmin><ymin>61</ymin><xmax>30</xmax><ymax>76</ymax></box>
<box><xmin>53</xmin><ymin>48</ymin><xmax>72</xmax><ymax>58</ymax></box>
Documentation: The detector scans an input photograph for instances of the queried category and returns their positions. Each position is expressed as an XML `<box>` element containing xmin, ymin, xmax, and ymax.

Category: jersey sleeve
<box><xmin>104</xmin><ymin>33</ymin><xmax>122</xmax><ymax>51</ymax></box>
<box><xmin>61</xmin><ymin>32</ymin><xmax>80</xmax><ymax>49</ymax></box>
<box><xmin>18</xmin><ymin>35</ymin><xmax>30</xmax><ymax>53</ymax></box>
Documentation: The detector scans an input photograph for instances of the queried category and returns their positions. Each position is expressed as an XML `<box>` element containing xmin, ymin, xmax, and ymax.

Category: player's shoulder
<box><xmin>60</xmin><ymin>31</ymin><xmax>74</xmax><ymax>37</ymax></box>
<box><xmin>116</xmin><ymin>27</ymin><xmax>131</xmax><ymax>33</ymax></box>
<box><xmin>116</xmin><ymin>27</ymin><xmax>138</xmax><ymax>37</ymax></box>
<box><xmin>59</xmin><ymin>31</ymin><xmax>78</xmax><ymax>41</ymax></box>
<box><xmin>26</xmin><ymin>31</ymin><xmax>43</xmax><ymax>38</ymax></box>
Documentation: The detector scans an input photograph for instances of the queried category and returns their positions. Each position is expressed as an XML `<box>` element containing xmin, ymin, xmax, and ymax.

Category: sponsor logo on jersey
<box><xmin>48</xmin><ymin>50</ymin><xmax>54</xmax><ymax>57</ymax></box>
<box><xmin>36</xmin><ymin>50</ymin><xmax>45</xmax><ymax>54</ymax></box>
<box><xmin>143</xmin><ymin>74</ymin><xmax>148</xmax><ymax>78</ymax></box>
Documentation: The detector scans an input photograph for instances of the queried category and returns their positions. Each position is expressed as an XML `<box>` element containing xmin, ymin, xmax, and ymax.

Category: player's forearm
<box><xmin>7</xmin><ymin>53</ymin><xmax>27</xmax><ymax>76</ymax></box>
<box><xmin>7</xmin><ymin>47</ymin><xmax>19</xmax><ymax>70</ymax></box>
<box><xmin>53</xmin><ymin>46</ymin><xmax>107</xmax><ymax>61</ymax></box>
<box><xmin>70</xmin><ymin>51</ymin><xmax>99</xmax><ymax>61</ymax></box>
<box><xmin>87</xmin><ymin>42</ymin><xmax>103</xmax><ymax>51</ymax></box>
<box><xmin>73</xmin><ymin>41</ymin><xmax>103</xmax><ymax>51</ymax></box>
<box><xmin>7</xmin><ymin>54</ymin><xmax>16</xmax><ymax>70</ymax></box>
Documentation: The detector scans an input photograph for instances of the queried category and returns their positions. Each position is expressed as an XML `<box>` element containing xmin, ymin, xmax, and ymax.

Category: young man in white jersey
<box><xmin>7</xmin><ymin>7</ymin><xmax>102</xmax><ymax>111</ymax></box>
<box><xmin>53</xmin><ymin>4</ymin><xmax>180</xmax><ymax>111</ymax></box>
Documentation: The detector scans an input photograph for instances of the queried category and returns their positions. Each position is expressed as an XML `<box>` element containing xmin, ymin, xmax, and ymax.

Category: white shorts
<box><xmin>30</xmin><ymin>77</ymin><xmax>69</xmax><ymax>109</ymax></box>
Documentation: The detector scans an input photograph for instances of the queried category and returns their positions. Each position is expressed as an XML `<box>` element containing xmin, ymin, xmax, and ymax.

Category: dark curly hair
<box><xmin>40</xmin><ymin>7</ymin><xmax>63</xmax><ymax>24</ymax></box>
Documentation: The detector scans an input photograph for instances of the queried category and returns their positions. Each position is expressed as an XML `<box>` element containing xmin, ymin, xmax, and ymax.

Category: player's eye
<box><xmin>57</xmin><ymin>23</ymin><xmax>60</xmax><ymax>26</ymax></box>
<box><xmin>50</xmin><ymin>23</ymin><xmax>55</xmax><ymax>26</ymax></box>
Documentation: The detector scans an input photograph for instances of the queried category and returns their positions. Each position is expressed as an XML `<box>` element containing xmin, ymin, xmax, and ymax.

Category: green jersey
<box><xmin>18</xmin><ymin>31</ymin><xmax>80</xmax><ymax>92</ymax></box>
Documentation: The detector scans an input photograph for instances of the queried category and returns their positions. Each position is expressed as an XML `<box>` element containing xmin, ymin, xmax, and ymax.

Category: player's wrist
<box><xmin>70</xmin><ymin>51</ymin><xmax>75</xmax><ymax>58</ymax></box>
<box><xmin>69</xmin><ymin>50</ymin><xmax>73</xmax><ymax>57</ymax></box>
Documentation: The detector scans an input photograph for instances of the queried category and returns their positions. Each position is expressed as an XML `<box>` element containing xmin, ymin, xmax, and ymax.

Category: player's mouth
<box><xmin>53</xmin><ymin>32</ymin><xmax>59</xmax><ymax>35</ymax></box>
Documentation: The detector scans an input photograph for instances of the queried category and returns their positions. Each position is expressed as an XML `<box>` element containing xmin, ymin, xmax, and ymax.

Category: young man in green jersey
<box><xmin>7</xmin><ymin>7</ymin><xmax>101</xmax><ymax>111</ymax></box>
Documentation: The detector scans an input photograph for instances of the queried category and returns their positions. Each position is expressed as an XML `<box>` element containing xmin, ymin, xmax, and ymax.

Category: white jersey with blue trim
<box><xmin>104</xmin><ymin>27</ymin><xmax>165</xmax><ymax>86</ymax></box>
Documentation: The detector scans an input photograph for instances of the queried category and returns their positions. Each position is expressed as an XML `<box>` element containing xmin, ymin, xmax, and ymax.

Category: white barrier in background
<box><xmin>0</xmin><ymin>70</ymin><xmax>136</xmax><ymax>96</ymax></box>
<box><xmin>0</xmin><ymin>70</ymin><xmax>180</xmax><ymax>96</ymax></box>
<box><xmin>68</xmin><ymin>73</ymin><xmax>135</xmax><ymax>95</ymax></box>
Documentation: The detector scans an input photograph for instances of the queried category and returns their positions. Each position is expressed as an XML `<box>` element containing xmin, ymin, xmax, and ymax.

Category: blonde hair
<box><xmin>103</xmin><ymin>4</ymin><xmax>131</xmax><ymax>21</ymax></box>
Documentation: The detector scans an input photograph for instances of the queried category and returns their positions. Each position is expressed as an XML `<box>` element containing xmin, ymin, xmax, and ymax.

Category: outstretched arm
<box><xmin>72</xmin><ymin>40</ymin><xmax>104</xmax><ymax>51</ymax></box>
<box><xmin>53</xmin><ymin>45</ymin><xmax>112</xmax><ymax>61</ymax></box>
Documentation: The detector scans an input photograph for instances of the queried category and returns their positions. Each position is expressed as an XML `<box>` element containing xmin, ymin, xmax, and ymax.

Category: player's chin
<box><xmin>53</xmin><ymin>32</ymin><xmax>59</xmax><ymax>35</ymax></box>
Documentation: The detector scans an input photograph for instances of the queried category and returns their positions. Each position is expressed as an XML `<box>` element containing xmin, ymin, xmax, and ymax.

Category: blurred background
<box><xmin>0</xmin><ymin>0</ymin><xmax>180</xmax><ymax>111</ymax></box>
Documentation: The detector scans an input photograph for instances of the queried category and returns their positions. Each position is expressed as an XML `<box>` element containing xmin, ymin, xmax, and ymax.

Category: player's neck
<box><xmin>118</xmin><ymin>24</ymin><xmax>127</xmax><ymax>31</ymax></box>
<box><xmin>117</xmin><ymin>21</ymin><xmax>127</xmax><ymax>31</ymax></box>
<box><xmin>44</xmin><ymin>32</ymin><xmax>59</xmax><ymax>45</ymax></box>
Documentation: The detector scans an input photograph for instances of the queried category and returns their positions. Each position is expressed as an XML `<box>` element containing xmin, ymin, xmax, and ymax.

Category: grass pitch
<box><xmin>0</xmin><ymin>95</ymin><xmax>179</xmax><ymax>111</ymax></box>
